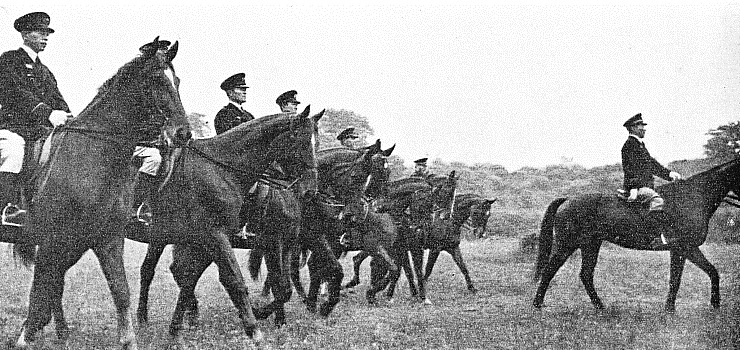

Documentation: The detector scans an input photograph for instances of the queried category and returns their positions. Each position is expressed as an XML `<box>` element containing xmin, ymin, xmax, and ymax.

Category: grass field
<box><xmin>0</xmin><ymin>238</ymin><xmax>739</xmax><ymax>349</ymax></box>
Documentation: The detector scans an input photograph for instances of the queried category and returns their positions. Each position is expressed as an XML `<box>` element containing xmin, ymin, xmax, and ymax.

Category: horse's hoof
<box><xmin>532</xmin><ymin>301</ymin><xmax>543</xmax><ymax>309</ymax></box>
<box><xmin>422</xmin><ymin>298</ymin><xmax>432</xmax><ymax>306</ymax></box>
<box><xmin>169</xmin><ymin>334</ymin><xmax>185</xmax><ymax>350</ymax></box>
<box><xmin>468</xmin><ymin>286</ymin><xmax>478</xmax><ymax>293</ymax></box>
<box><xmin>251</xmin><ymin>329</ymin><xmax>264</xmax><ymax>344</ymax></box>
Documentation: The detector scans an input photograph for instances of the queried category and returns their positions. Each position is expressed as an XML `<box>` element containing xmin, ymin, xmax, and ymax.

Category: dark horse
<box><xmin>422</xmin><ymin>193</ymin><xmax>496</xmax><ymax>292</ymax></box>
<box><xmin>12</xmin><ymin>39</ymin><xmax>190</xmax><ymax>349</ymax></box>
<box><xmin>533</xmin><ymin>158</ymin><xmax>740</xmax><ymax>312</ymax></box>
<box><xmin>278</xmin><ymin>142</ymin><xmax>399</xmax><ymax>311</ymax></box>
<box><xmin>130</xmin><ymin>106</ymin><xmax>322</xmax><ymax>346</ymax></box>
<box><xmin>344</xmin><ymin>171</ymin><xmax>458</xmax><ymax>305</ymax></box>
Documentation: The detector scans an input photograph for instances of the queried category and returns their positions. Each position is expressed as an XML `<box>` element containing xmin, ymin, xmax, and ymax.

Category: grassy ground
<box><xmin>0</xmin><ymin>238</ymin><xmax>739</xmax><ymax>349</ymax></box>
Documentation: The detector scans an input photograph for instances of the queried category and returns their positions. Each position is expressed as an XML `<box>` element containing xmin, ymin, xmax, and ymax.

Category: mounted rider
<box><xmin>621</xmin><ymin>113</ymin><xmax>683</xmax><ymax>249</ymax></box>
<box><xmin>0</xmin><ymin>12</ymin><xmax>72</xmax><ymax>226</ymax></box>
<box><xmin>215</xmin><ymin>73</ymin><xmax>254</xmax><ymax>135</ymax></box>
<box><xmin>410</xmin><ymin>157</ymin><xmax>430</xmax><ymax>179</ymax></box>
<box><xmin>131</xmin><ymin>38</ymin><xmax>176</xmax><ymax>225</ymax></box>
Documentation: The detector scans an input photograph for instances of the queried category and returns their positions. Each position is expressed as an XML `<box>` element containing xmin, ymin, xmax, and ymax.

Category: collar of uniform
<box><xmin>20</xmin><ymin>45</ymin><xmax>38</xmax><ymax>62</ymax></box>
<box><xmin>228</xmin><ymin>101</ymin><xmax>244</xmax><ymax>111</ymax></box>
<box><xmin>628</xmin><ymin>134</ymin><xmax>644</xmax><ymax>144</ymax></box>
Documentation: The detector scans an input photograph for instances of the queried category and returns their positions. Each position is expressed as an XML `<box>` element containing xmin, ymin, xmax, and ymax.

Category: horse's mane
<box><xmin>77</xmin><ymin>53</ymin><xmax>170</xmax><ymax>118</ymax></box>
<box><xmin>427</xmin><ymin>174</ymin><xmax>452</xmax><ymax>187</ymax></box>
<box><xmin>659</xmin><ymin>157</ymin><xmax>740</xmax><ymax>193</ymax></box>
<box><xmin>194</xmin><ymin>112</ymin><xmax>295</xmax><ymax>157</ymax></box>
<box><xmin>387</xmin><ymin>178</ymin><xmax>430</xmax><ymax>198</ymax></box>
<box><xmin>454</xmin><ymin>193</ymin><xmax>484</xmax><ymax>211</ymax></box>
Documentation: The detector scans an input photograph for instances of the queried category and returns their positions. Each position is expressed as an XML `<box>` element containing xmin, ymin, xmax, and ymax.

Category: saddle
<box><xmin>615</xmin><ymin>189</ymin><xmax>651</xmax><ymax>209</ymax></box>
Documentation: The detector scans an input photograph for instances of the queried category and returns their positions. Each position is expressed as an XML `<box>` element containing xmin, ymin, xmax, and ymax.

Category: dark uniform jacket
<box><xmin>0</xmin><ymin>48</ymin><xmax>70</xmax><ymax>141</ymax></box>
<box><xmin>214</xmin><ymin>103</ymin><xmax>254</xmax><ymax>135</ymax></box>
<box><xmin>621</xmin><ymin>135</ymin><xmax>671</xmax><ymax>190</ymax></box>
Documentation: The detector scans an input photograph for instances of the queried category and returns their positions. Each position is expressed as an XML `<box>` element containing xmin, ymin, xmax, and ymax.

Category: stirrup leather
<box><xmin>1</xmin><ymin>203</ymin><xmax>26</xmax><ymax>227</ymax></box>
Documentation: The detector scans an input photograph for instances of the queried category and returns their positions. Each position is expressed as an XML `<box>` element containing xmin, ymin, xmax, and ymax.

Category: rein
<box><xmin>184</xmin><ymin>143</ymin><xmax>299</xmax><ymax>191</ymax></box>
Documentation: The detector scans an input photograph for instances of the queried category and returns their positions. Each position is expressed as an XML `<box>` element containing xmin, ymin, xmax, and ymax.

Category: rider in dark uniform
<box><xmin>410</xmin><ymin>158</ymin><xmax>429</xmax><ymax>179</ymax></box>
<box><xmin>215</xmin><ymin>73</ymin><xmax>254</xmax><ymax>135</ymax></box>
<box><xmin>0</xmin><ymin>12</ymin><xmax>71</xmax><ymax>225</ymax></box>
<box><xmin>621</xmin><ymin>113</ymin><xmax>683</xmax><ymax>248</ymax></box>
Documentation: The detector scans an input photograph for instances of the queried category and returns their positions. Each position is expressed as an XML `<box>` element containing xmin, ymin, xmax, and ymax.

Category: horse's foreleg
<box><xmin>366</xmin><ymin>245</ymin><xmax>398</xmax><ymax>305</ymax></box>
<box><xmin>169</xmin><ymin>244</ymin><xmax>211</xmax><ymax>335</ymax></box>
<box><xmin>17</xmin><ymin>240</ymin><xmax>86</xmax><ymax>348</ymax></box>
<box><xmin>289</xmin><ymin>248</ymin><xmax>306</xmax><ymax>301</ymax></box>
<box><xmin>345</xmin><ymin>250</ymin><xmax>370</xmax><ymax>289</ymax></box>
<box><xmin>448</xmin><ymin>245</ymin><xmax>477</xmax><ymax>293</ymax></box>
<box><xmin>423</xmin><ymin>248</ymin><xmax>441</xmax><ymax>281</ymax></box>
<box><xmin>409</xmin><ymin>246</ymin><xmax>429</xmax><ymax>305</ymax></box>
<box><xmin>665</xmin><ymin>250</ymin><xmax>687</xmax><ymax>313</ymax></box>
<box><xmin>206</xmin><ymin>232</ymin><xmax>262</xmax><ymax>341</ymax></box>
<box><xmin>137</xmin><ymin>242</ymin><xmax>167</xmax><ymax>325</ymax></box>
<box><xmin>254</xmin><ymin>242</ymin><xmax>293</xmax><ymax>326</ymax></box>
<box><xmin>579</xmin><ymin>241</ymin><xmax>604</xmax><ymax>309</ymax></box>
<box><xmin>533</xmin><ymin>246</ymin><xmax>577</xmax><ymax>309</ymax></box>
<box><xmin>683</xmin><ymin>246</ymin><xmax>720</xmax><ymax>309</ymax></box>
<box><xmin>93</xmin><ymin>236</ymin><xmax>138</xmax><ymax>350</ymax></box>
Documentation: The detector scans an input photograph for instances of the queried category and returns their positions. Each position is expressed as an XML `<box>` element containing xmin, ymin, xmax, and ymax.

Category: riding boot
<box><xmin>0</xmin><ymin>172</ymin><xmax>20</xmax><ymax>206</ymax></box>
<box><xmin>648</xmin><ymin>210</ymin><xmax>678</xmax><ymax>249</ymax></box>
<box><xmin>0</xmin><ymin>172</ymin><xmax>25</xmax><ymax>226</ymax></box>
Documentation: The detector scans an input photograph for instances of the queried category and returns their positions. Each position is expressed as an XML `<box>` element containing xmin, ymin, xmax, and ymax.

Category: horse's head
<box><xmin>364</xmin><ymin>142</ymin><xmax>395</xmax><ymax>199</ymax></box>
<box><xmin>80</xmin><ymin>37</ymin><xmax>190</xmax><ymax>148</ymax></box>
<box><xmin>469</xmin><ymin>198</ymin><xmax>495</xmax><ymax>238</ymax></box>
<box><xmin>269</xmin><ymin>106</ymin><xmax>323</xmax><ymax>197</ymax></box>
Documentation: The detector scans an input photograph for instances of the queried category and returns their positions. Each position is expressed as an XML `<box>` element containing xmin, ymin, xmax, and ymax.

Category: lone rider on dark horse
<box><xmin>621</xmin><ymin>113</ymin><xmax>683</xmax><ymax>249</ymax></box>
<box><xmin>0</xmin><ymin>12</ymin><xmax>73</xmax><ymax>226</ymax></box>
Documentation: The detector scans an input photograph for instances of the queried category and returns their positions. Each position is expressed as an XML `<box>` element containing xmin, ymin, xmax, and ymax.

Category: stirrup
<box><xmin>238</xmin><ymin>225</ymin><xmax>257</xmax><ymax>239</ymax></box>
<box><xmin>136</xmin><ymin>202</ymin><xmax>153</xmax><ymax>226</ymax></box>
<box><xmin>1</xmin><ymin>203</ymin><xmax>27</xmax><ymax>227</ymax></box>
<box><xmin>339</xmin><ymin>232</ymin><xmax>349</xmax><ymax>247</ymax></box>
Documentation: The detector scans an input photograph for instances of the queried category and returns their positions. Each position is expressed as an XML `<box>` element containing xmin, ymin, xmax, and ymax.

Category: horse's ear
<box><xmin>299</xmin><ymin>105</ymin><xmax>311</xmax><ymax>119</ymax></box>
<box><xmin>167</xmin><ymin>41</ymin><xmax>179</xmax><ymax>62</ymax></box>
<box><xmin>449</xmin><ymin>170</ymin><xmax>456</xmax><ymax>178</ymax></box>
<box><xmin>311</xmin><ymin>109</ymin><xmax>325</xmax><ymax>123</ymax></box>
<box><xmin>382</xmin><ymin>144</ymin><xmax>396</xmax><ymax>157</ymax></box>
<box><xmin>486</xmin><ymin>198</ymin><xmax>497</xmax><ymax>205</ymax></box>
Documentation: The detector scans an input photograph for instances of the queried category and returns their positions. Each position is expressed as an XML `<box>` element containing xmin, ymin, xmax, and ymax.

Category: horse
<box><xmin>422</xmin><ymin>193</ymin><xmax>496</xmax><ymax>292</ymax></box>
<box><xmin>533</xmin><ymin>157</ymin><xmax>740</xmax><ymax>312</ymax></box>
<box><xmin>11</xmin><ymin>39</ymin><xmax>190</xmax><ymax>350</ymax></box>
<box><xmin>133</xmin><ymin>107</ymin><xmax>323</xmax><ymax>331</ymax></box>
<box><xmin>129</xmin><ymin>106</ymin><xmax>322</xmax><ymax>346</ymax></box>
<box><xmin>344</xmin><ymin>171</ymin><xmax>458</xmax><ymax>305</ymax></box>
<box><xmin>283</xmin><ymin>142</ymin><xmax>399</xmax><ymax>311</ymax></box>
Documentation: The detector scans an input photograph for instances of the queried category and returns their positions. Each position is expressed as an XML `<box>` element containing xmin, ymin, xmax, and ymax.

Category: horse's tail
<box><xmin>248</xmin><ymin>248</ymin><xmax>264</xmax><ymax>281</ymax></box>
<box><xmin>534</xmin><ymin>197</ymin><xmax>567</xmax><ymax>281</ymax></box>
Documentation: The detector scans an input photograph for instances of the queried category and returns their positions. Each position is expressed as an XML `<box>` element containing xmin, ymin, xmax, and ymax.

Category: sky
<box><xmin>1</xmin><ymin>2</ymin><xmax>738</xmax><ymax>171</ymax></box>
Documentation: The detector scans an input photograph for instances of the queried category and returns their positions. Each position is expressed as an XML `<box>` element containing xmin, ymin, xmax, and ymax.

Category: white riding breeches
<box><xmin>132</xmin><ymin>146</ymin><xmax>162</xmax><ymax>176</ymax></box>
<box><xmin>0</xmin><ymin>130</ymin><xmax>25</xmax><ymax>173</ymax></box>
<box><xmin>635</xmin><ymin>187</ymin><xmax>664</xmax><ymax>211</ymax></box>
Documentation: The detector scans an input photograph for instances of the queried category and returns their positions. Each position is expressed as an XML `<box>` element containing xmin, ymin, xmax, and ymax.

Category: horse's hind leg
<box><xmin>448</xmin><ymin>246</ymin><xmax>477</xmax><ymax>293</ymax></box>
<box><xmin>366</xmin><ymin>246</ymin><xmax>398</xmax><ymax>305</ymax></box>
<box><xmin>345</xmin><ymin>250</ymin><xmax>370</xmax><ymax>289</ymax></box>
<box><xmin>533</xmin><ymin>246</ymin><xmax>577</xmax><ymax>308</ymax></box>
<box><xmin>137</xmin><ymin>242</ymin><xmax>166</xmax><ymax>325</ymax></box>
<box><xmin>680</xmin><ymin>246</ymin><xmax>720</xmax><ymax>310</ymax></box>
<box><xmin>579</xmin><ymin>241</ymin><xmax>604</xmax><ymax>309</ymax></box>
<box><xmin>93</xmin><ymin>236</ymin><xmax>138</xmax><ymax>350</ymax></box>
